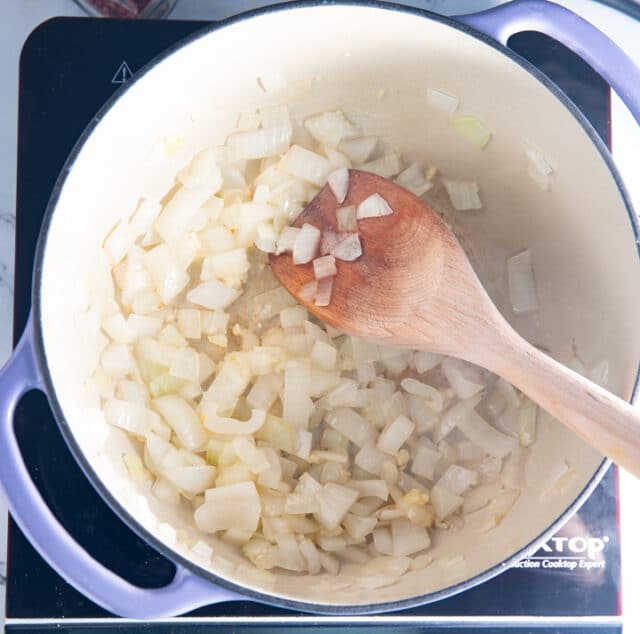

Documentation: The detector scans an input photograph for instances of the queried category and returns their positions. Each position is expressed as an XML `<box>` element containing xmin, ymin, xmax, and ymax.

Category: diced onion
<box><xmin>293</xmin><ymin>223</ymin><xmax>321</xmax><ymax>264</ymax></box>
<box><xmin>457</xmin><ymin>410</ymin><xmax>517</xmax><ymax>458</ymax></box>
<box><xmin>377</xmin><ymin>415</ymin><xmax>415</xmax><ymax>454</ymax></box>
<box><xmin>442</xmin><ymin>179</ymin><xmax>482</xmax><ymax>211</ymax></box>
<box><xmin>313</xmin><ymin>255</ymin><xmax>337</xmax><ymax>280</ymax></box>
<box><xmin>327</xmin><ymin>168</ymin><xmax>350</xmax><ymax>203</ymax></box>
<box><xmin>400</xmin><ymin>378</ymin><xmax>443</xmax><ymax>412</ymax></box>
<box><xmin>331</xmin><ymin>233</ymin><xmax>362</xmax><ymax>261</ymax></box>
<box><xmin>105</xmin><ymin>399</ymin><xmax>158</xmax><ymax>436</ymax></box>
<box><xmin>394</xmin><ymin>164</ymin><xmax>433</xmax><ymax>197</ymax></box>
<box><xmin>441</xmin><ymin>358</ymin><xmax>485</xmax><ymax>399</ymax></box>
<box><xmin>152</xmin><ymin>395</ymin><xmax>207</xmax><ymax>451</ymax></box>
<box><xmin>304</xmin><ymin>111</ymin><xmax>361</xmax><ymax>148</ymax></box>
<box><xmin>336</xmin><ymin>205</ymin><xmax>357</xmax><ymax>231</ymax></box>
<box><xmin>507</xmin><ymin>249</ymin><xmax>539</xmax><ymax>314</ymax></box>
<box><xmin>426</xmin><ymin>88</ymin><xmax>460</xmax><ymax>114</ymax></box>
<box><xmin>315</xmin><ymin>277</ymin><xmax>334</xmax><ymax>307</ymax></box>
<box><xmin>279</xmin><ymin>145</ymin><xmax>332</xmax><ymax>186</ymax></box>
<box><xmin>195</xmin><ymin>481</ymin><xmax>261</xmax><ymax>533</ymax></box>
<box><xmin>276</xmin><ymin>226</ymin><xmax>300</xmax><ymax>254</ymax></box>
<box><xmin>299</xmin><ymin>280</ymin><xmax>318</xmax><ymax>302</ymax></box>
<box><xmin>357</xmin><ymin>193</ymin><xmax>394</xmax><ymax>219</ymax></box>
<box><xmin>187</xmin><ymin>280</ymin><xmax>239</xmax><ymax>310</ymax></box>
<box><xmin>361</xmin><ymin>154</ymin><xmax>402</xmax><ymax>178</ymax></box>
<box><xmin>314</xmin><ymin>482</ymin><xmax>358</xmax><ymax>530</ymax></box>
<box><xmin>338</xmin><ymin>136</ymin><xmax>378</xmax><ymax>165</ymax></box>
<box><xmin>391</xmin><ymin>518</ymin><xmax>430</xmax><ymax>556</ymax></box>
<box><xmin>226</xmin><ymin>124</ymin><xmax>292</xmax><ymax>160</ymax></box>
<box><xmin>201</xmin><ymin>403</ymin><xmax>267</xmax><ymax>435</ymax></box>
<box><xmin>98</xmin><ymin>104</ymin><xmax>543</xmax><ymax>581</ymax></box>
<box><xmin>450</xmin><ymin>115</ymin><xmax>492</xmax><ymax>149</ymax></box>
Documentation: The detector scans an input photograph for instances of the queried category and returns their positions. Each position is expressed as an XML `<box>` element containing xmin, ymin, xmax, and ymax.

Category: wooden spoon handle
<box><xmin>483</xmin><ymin>331</ymin><xmax>640</xmax><ymax>478</ymax></box>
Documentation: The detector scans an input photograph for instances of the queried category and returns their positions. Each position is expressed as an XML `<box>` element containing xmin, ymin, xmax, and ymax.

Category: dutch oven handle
<box><xmin>457</xmin><ymin>0</ymin><xmax>640</xmax><ymax>126</ymax></box>
<box><xmin>0</xmin><ymin>314</ymin><xmax>241</xmax><ymax>618</ymax></box>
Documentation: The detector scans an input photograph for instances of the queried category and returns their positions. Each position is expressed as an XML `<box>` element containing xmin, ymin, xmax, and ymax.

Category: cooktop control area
<box><xmin>7</xmin><ymin>16</ymin><xmax>621</xmax><ymax>632</ymax></box>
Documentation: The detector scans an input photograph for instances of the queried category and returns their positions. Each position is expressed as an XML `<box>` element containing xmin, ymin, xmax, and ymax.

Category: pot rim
<box><xmin>29</xmin><ymin>0</ymin><xmax>638</xmax><ymax>615</ymax></box>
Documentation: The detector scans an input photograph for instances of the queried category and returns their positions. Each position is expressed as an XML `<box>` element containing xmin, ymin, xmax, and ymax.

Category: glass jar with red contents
<box><xmin>73</xmin><ymin>0</ymin><xmax>177</xmax><ymax>18</ymax></box>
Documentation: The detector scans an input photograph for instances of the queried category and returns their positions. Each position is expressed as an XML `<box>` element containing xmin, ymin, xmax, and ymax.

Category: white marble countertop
<box><xmin>1</xmin><ymin>0</ymin><xmax>640</xmax><ymax>629</ymax></box>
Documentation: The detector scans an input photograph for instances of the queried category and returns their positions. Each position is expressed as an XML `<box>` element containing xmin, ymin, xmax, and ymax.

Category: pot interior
<box><xmin>37</xmin><ymin>4</ymin><xmax>639</xmax><ymax>609</ymax></box>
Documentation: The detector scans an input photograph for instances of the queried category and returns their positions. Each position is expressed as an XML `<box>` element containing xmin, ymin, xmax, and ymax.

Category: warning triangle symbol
<box><xmin>112</xmin><ymin>61</ymin><xmax>133</xmax><ymax>84</ymax></box>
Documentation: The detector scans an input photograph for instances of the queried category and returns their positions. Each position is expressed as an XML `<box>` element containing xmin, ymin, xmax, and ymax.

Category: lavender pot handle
<box><xmin>457</xmin><ymin>0</ymin><xmax>640</xmax><ymax>126</ymax></box>
<box><xmin>0</xmin><ymin>314</ymin><xmax>240</xmax><ymax>618</ymax></box>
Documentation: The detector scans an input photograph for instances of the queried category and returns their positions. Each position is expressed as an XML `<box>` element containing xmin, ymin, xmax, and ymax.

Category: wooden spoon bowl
<box><xmin>271</xmin><ymin>169</ymin><xmax>640</xmax><ymax>478</ymax></box>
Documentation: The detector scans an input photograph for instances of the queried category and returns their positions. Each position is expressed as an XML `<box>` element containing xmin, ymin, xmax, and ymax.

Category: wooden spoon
<box><xmin>270</xmin><ymin>169</ymin><xmax>640</xmax><ymax>478</ymax></box>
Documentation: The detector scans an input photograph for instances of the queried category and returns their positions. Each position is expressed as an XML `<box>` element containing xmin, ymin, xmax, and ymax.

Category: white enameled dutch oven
<box><xmin>1</xmin><ymin>0</ymin><xmax>640</xmax><ymax>618</ymax></box>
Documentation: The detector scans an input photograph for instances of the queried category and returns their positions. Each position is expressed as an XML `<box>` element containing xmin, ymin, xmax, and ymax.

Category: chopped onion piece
<box><xmin>201</xmin><ymin>403</ymin><xmax>267</xmax><ymax>435</ymax></box>
<box><xmin>361</xmin><ymin>153</ymin><xmax>402</xmax><ymax>178</ymax></box>
<box><xmin>255</xmin><ymin>223</ymin><xmax>278</xmax><ymax>254</ymax></box>
<box><xmin>314</xmin><ymin>482</ymin><xmax>358</xmax><ymax>530</ymax></box>
<box><xmin>325</xmin><ymin>147</ymin><xmax>352</xmax><ymax>169</ymax></box>
<box><xmin>283</xmin><ymin>359</ymin><xmax>311</xmax><ymax>428</ymax></box>
<box><xmin>441</xmin><ymin>358</ymin><xmax>485</xmax><ymax>399</ymax></box>
<box><xmin>311</xmin><ymin>340</ymin><xmax>337</xmax><ymax>370</ymax></box>
<box><xmin>442</xmin><ymin>179</ymin><xmax>482</xmax><ymax>211</ymax></box>
<box><xmin>142</xmin><ymin>244</ymin><xmax>190</xmax><ymax>304</ymax></box>
<box><xmin>155</xmin><ymin>185</ymin><xmax>215</xmax><ymax>243</ymax></box>
<box><xmin>152</xmin><ymin>395</ymin><xmax>207</xmax><ymax>451</ymax></box>
<box><xmin>165</xmin><ymin>465</ymin><xmax>217</xmax><ymax>494</ymax></box>
<box><xmin>232</xmin><ymin>437</ymin><xmax>270</xmax><ymax>474</ymax></box>
<box><xmin>413</xmin><ymin>351</ymin><xmax>442</xmax><ymax>373</ymax></box>
<box><xmin>293</xmin><ymin>223</ymin><xmax>321</xmax><ymax>264</ymax></box>
<box><xmin>400</xmin><ymin>379</ymin><xmax>443</xmax><ymax>412</ymax></box>
<box><xmin>299</xmin><ymin>280</ymin><xmax>318</xmax><ymax>302</ymax></box>
<box><xmin>411</xmin><ymin>440</ymin><xmax>440</xmax><ymax>481</ymax></box>
<box><xmin>336</xmin><ymin>205</ymin><xmax>357</xmax><ymax>232</ymax></box>
<box><xmin>355</xmin><ymin>443</ymin><xmax>386</xmax><ymax>476</ymax></box>
<box><xmin>187</xmin><ymin>280</ymin><xmax>239</xmax><ymax>310</ymax></box>
<box><xmin>522</xmin><ymin>139</ymin><xmax>554</xmax><ymax>190</ymax></box>
<box><xmin>391</xmin><ymin>518</ymin><xmax>430</xmax><ymax>556</ymax></box>
<box><xmin>279</xmin><ymin>145</ymin><xmax>332</xmax><ymax>186</ymax></box>
<box><xmin>481</xmin><ymin>489</ymin><xmax>520</xmax><ymax>531</ymax></box>
<box><xmin>226</xmin><ymin>124</ymin><xmax>292</xmax><ymax>160</ymax></box>
<box><xmin>431</xmin><ymin>483</ymin><xmax>464</xmax><ymax>520</ymax></box>
<box><xmin>315</xmin><ymin>277</ymin><xmax>334</xmax><ymax>307</ymax></box>
<box><xmin>450</xmin><ymin>115</ymin><xmax>492</xmax><ymax>149</ymax></box>
<box><xmin>331</xmin><ymin>233</ymin><xmax>362</xmax><ymax>261</ymax></box>
<box><xmin>318</xmin><ymin>229</ymin><xmax>343</xmax><ymax>256</ymax></box>
<box><xmin>426</xmin><ymin>88</ymin><xmax>460</xmax><ymax>114</ymax></box>
<box><xmin>394</xmin><ymin>164</ymin><xmax>434</xmax><ymax>197</ymax></box>
<box><xmin>357</xmin><ymin>193</ymin><xmax>394</xmax><ymax>219</ymax></box>
<box><xmin>377</xmin><ymin>415</ymin><xmax>415</xmax><ymax>454</ymax></box>
<box><xmin>338</xmin><ymin>136</ymin><xmax>378</xmax><ymax>165</ymax></box>
<box><xmin>152</xmin><ymin>477</ymin><xmax>180</xmax><ymax>505</ymax></box>
<box><xmin>457</xmin><ymin>410</ymin><xmax>517</xmax><ymax>458</ymax></box>
<box><xmin>195</xmin><ymin>481</ymin><xmax>261</xmax><ymax>533</ymax></box>
<box><xmin>507</xmin><ymin>249</ymin><xmax>539</xmax><ymax>314</ymax></box>
<box><xmin>313</xmin><ymin>255</ymin><xmax>337</xmax><ymax>280</ymax></box>
<box><xmin>105</xmin><ymin>399</ymin><xmax>158</xmax><ymax>436</ymax></box>
<box><xmin>305</xmin><ymin>111</ymin><xmax>361</xmax><ymax>148</ymax></box>
<box><xmin>347</xmin><ymin>479</ymin><xmax>389</xmax><ymax>501</ymax></box>
<box><xmin>276</xmin><ymin>226</ymin><xmax>300</xmax><ymax>254</ymax></box>
<box><xmin>327</xmin><ymin>407</ymin><xmax>376</xmax><ymax>448</ymax></box>
<box><xmin>434</xmin><ymin>393</ymin><xmax>482</xmax><ymax>442</ymax></box>
<box><xmin>437</xmin><ymin>464</ymin><xmax>478</xmax><ymax>495</ymax></box>
<box><xmin>327</xmin><ymin>168</ymin><xmax>350</xmax><ymax>203</ymax></box>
